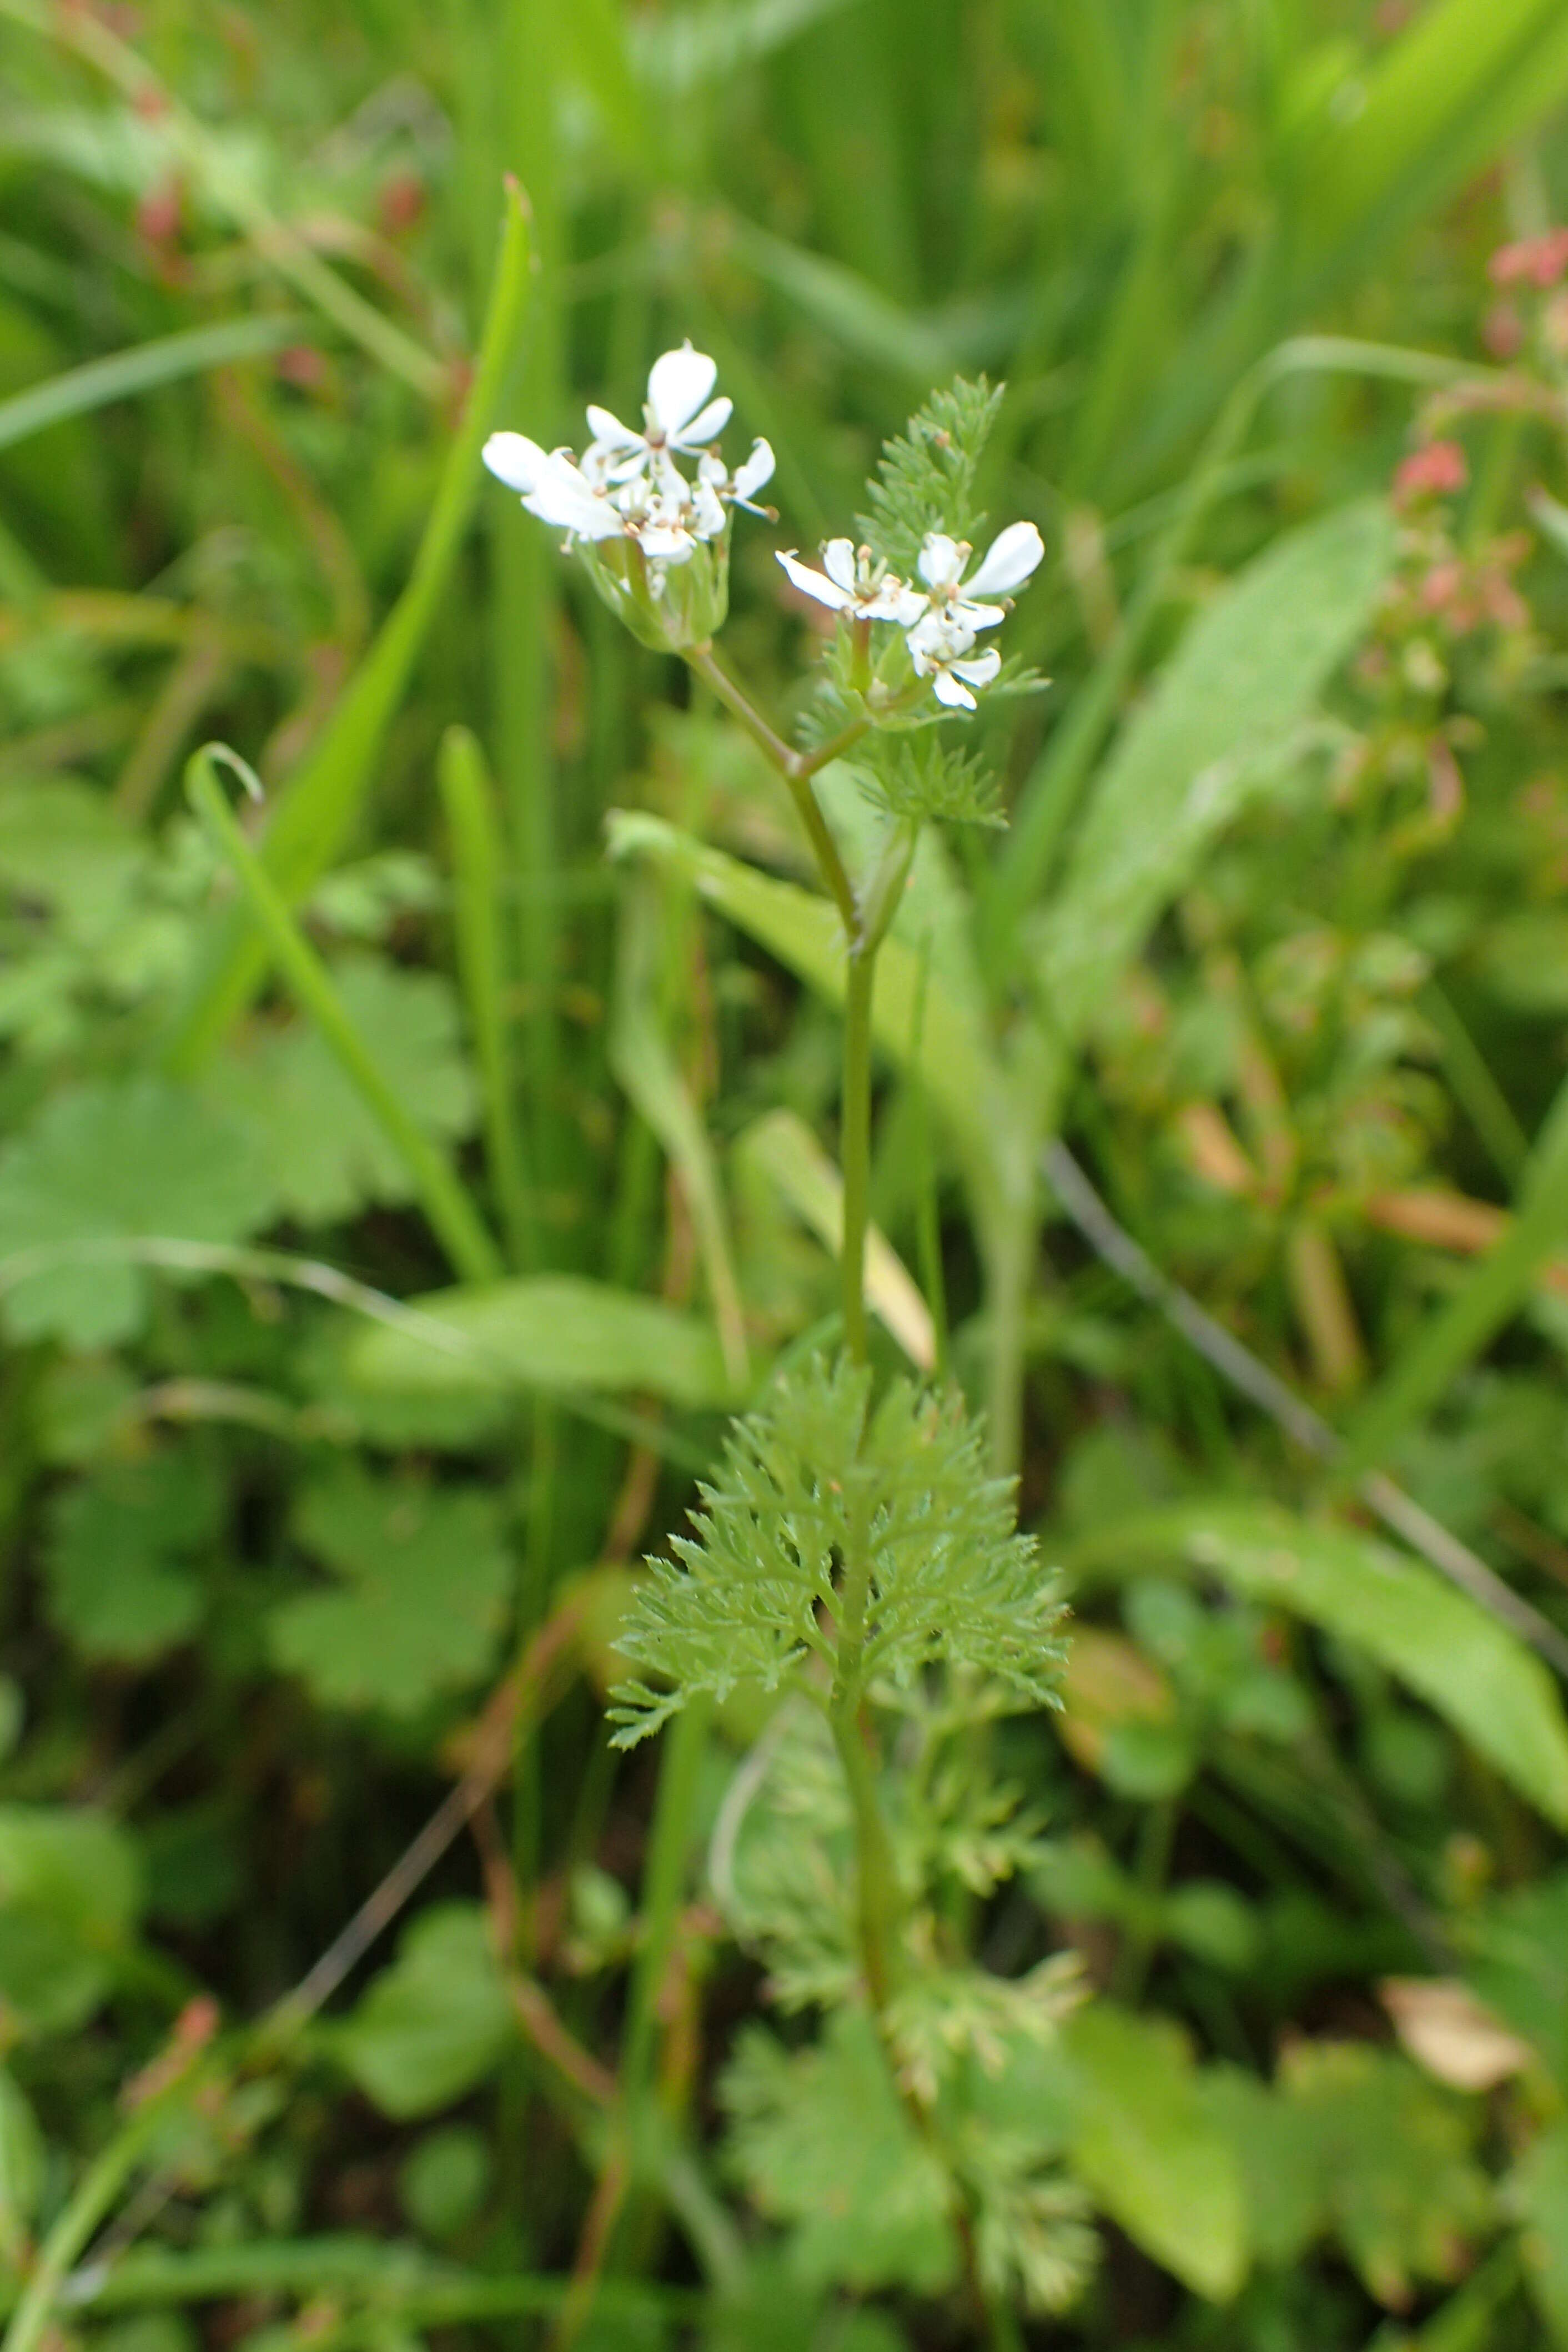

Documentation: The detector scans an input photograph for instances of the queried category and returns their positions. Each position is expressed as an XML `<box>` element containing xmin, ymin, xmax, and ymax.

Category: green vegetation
<box><xmin>3</xmin><ymin>2</ymin><xmax>1568</xmax><ymax>2346</ymax></box>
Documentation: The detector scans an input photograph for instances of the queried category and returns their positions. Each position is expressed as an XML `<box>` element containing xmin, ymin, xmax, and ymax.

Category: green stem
<box><xmin>185</xmin><ymin>750</ymin><xmax>503</xmax><ymax>1286</ymax></box>
<box><xmin>841</xmin><ymin>949</ymin><xmax>876</xmax><ymax>1366</ymax></box>
<box><xmin>684</xmin><ymin>643</ymin><xmax>861</xmax><ymax>934</ymax></box>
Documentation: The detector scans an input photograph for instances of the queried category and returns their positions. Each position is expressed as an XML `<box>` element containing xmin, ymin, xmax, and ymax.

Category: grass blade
<box><xmin>162</xmin><ymin>183</ymin><xmax>531</xmax><ymax>1077</ymax></box>
<box><xmin>0</xmin><ymin>318</ymin><xmax>303</xmax><ymax>455</ymax></box>
<box><xmin>438</xmin><ymin>727</ymin><xmax>535</xmax><ymax>1270</ymax></box>
<box><xmin>185</xmin><ymin>748</ymin><xmax>502</xmax><ymax>1286</ymax></box>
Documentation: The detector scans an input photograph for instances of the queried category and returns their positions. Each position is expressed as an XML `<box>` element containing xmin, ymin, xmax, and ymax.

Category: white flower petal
<box><xmin>676</xmin><ymin>395</ymin><xmax>732</xmax><ymax>447</ymax></box>
<box><xmin>647</xmin><ymin>343</ymin><xmax>718</xmax><ymax>436</ymax></box>
<box><xmin>483</xmin><ymin>431</ymin><xmax>549</xmax><ymax>492</ymax></box>
<box><xmin>640</xmin><ymin>524</ymin><xmax>696</xmax><ymax>562</ymax></box>
<box><xmin>733</xmin><ymin>439</ymin><xmax>776</xmax><ymax>501</ymax></box>
<box><xmin>693</xmin><ymin>481</ymin><xmax>727</xmax><ymax>538</ymax></box>
<box><xmin>965</xmin><ymin>520</ymin><xmax>1044</xmax><ymax>597</ymax></box>
<box><xmin>822</xmin><ymin>539</ymin><xmax>858</xmax><ymax>593</ymax></box>
<box><xmin>951</xmin><ymin>648</ymin><xmax>1002</xmax><ymax>690</ymax></box>
<box><xmin>886</xmin><ymin>582</ymin><xmax>929</xmax><ymax>627</ymax></box>
<box><xmin>918</xmin><ymin>533</ymin><xmax>965</xmax><ymax>590</ymax></box>
<box><xmin>584</xmin><ymin>404</ymin><xmax>643</xmax><ymax>454</ymax></box>
<box><xmin>952</xmin><ymin>597</ymin><xmax>1007</xmax><ymax>634</ymax></box>
<box><xmin>907</xmin><ymin>607</ymin><xmax>974</xmax><ymax>662</ymax></box>
<box><xmin>777</xmin><ymin>550</ymin><xmax>852</xmax><ymax>610</ymax></box>
<box><xmin>932</xmin><ymin>669</ymin><xmax>977</xmax><ymax>710</ymax></box>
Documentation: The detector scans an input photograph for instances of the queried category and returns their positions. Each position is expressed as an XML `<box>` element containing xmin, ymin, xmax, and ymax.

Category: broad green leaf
<box><xmin>331</xmin><ymin>1904</ymin><xmax>512</xmax><ymax>2120</ymax></box>
<box><xmin>43</xmin><ymin>1449</ymin><xmax>221</xmax><ymax>1662</ymax></box>
<box><xmin>1037</xmin><ymin>500</ymin><xmax>1396</xmax><ymax>1055</ymax></box>
<box><xmin>0</xmin><ymin>778</ymin><xmax>144</xmax><ymax>931</ymax></box>
<box><xmin>1060</xmin><ymin>2002</ymin><xmax>1246</xmax><ymax>2301</ymax></box>
<box><xmin>0</xmin><ymin>1804</ymin><xmax>142</xmax><ymax>2038</ymax></box>
<box><xmin>204</xmin><ymin>958</ymin><xmax>477</xmax><ymax>1228</ymax></box>
<box><xmin>344</xmin><ymin>1274</ymin><xmax>737</xmax><ymax>1410</ymax></box>
<box><xmin>1269</xmin><ymin>2041</ymin><xmax>1492</xmax><ymax>2308</ymax></box>
<box><xmin>1511</xmin><ymin>2122</ymin><xmax>1568</xmax><ymax>2347</ymax></box>
<box><xmin>398</xmin><ymin>2124</ymin><xmax>492</xmax><ymax>2243</ymax></box>
<box><xmin>721</xmin><ymin>2010</ymin><xmax>958</xmax><ymax>2295</ymax></box>
<box><xmin>0</xmin><ymin>1077</ymin><xmax>272</xmax><ymax>1346</ymax></box>
<box><xmin>270</xmin><ymin>1466</ymin><xmax>511</xmax><ymax>1717</ymax></box>
<box><xmin>1077</xmin><ymin>1502</ymin><xmax>1568</xmax><ymax>1828</ymax></box>
<box><xmin>1206</xmin><ymin>2044</ymin><xmax>1494</xmax><ymax>2300</ymax></box>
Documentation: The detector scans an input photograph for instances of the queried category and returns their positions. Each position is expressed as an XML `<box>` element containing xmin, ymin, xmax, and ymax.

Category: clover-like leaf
<box><xmin>0</xmin><ymin>1078</ymin><xmax>273</xmax><ymax>1347</ymax></box>
<box><xmin>0</xmin><ymin>1805</ymin><xmax>143</xmax><ymax>2039</ymax></box>
<box><xmin>269</xmin><ymin>1465</ymin><xmax>510</xmax><ymax>1717</ymax></box>
<box><xmin>44</xmin><ymin>1448</ymin><xmax>222</xmax><ymax>1662</ymax></box>
<box><xmin>611</xmin><ymin>1355</ymin><xmax>1068</xmax><ymax>1744</ymax></box>
<box><xmin>204</xmin><ymin>955</ymin><xmax>477</xmax><ymax>1227</ymax></box>
<box><xmin>332</xmin><ymin>1904</ymin><xmax>512</xmax><ymax>2119</ymax></box>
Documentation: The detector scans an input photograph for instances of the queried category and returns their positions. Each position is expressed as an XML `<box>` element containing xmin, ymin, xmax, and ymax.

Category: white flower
<box><xmin>907</xmin><ymin>610</ymin><xmax>1003</xmax><ymax>711</ymax></box>
<box><xmin>700</xmin><ymin>438</ymin><xmax>776</xmax><ymax>519</ymax></box>
<box><xmin>775</xmin><ymin>537</ymin><xmax>921</xmax><ymax>622</ymax></box>
<box><xmin>482</xmin><ymin>432</ymin><xmax>625</xmax><ymax>545</ymax></box>
<box><xmin>584</xmin><ymin>343</ymin><xmax>733</xmax><ymax>483</ymax></box>
<box><xmin>912</xmin><ymin>522</ymin><xmax>1044</xmax><ymax>636</ymax></box>
<box><xmin>896</xmin><ymin>521</ymin><xmax>1043</xmax><ymax>710</ymax></box>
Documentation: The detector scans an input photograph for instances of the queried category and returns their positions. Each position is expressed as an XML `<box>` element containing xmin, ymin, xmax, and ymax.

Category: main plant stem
<box><xmin>698</xmin><ymin>645</ymin><xmax>1011</xmax><ymax>2340</ymax></box>
<box><xmin>840</xmin><ymin>947</ymin><xmax>876</xmax><ymax>1365</ymax></box>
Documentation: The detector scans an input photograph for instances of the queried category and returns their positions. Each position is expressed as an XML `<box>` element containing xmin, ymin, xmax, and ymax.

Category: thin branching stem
<box><xmin>684</xmin><ymin>642</ymin><xmax>861</xmax><ymax>933</ymax></box>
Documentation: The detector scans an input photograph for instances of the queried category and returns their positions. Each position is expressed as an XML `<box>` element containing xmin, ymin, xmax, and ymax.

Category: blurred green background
<box><xmin>6</xmin><ymin>2</ymin><xmax>1568</xmax><ymax>2348</ymax></box>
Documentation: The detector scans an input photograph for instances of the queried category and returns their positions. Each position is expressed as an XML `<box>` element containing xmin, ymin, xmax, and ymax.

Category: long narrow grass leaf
<box><xmin>438</xmin><ymin>727</ymin><xmax>534</xmax><ymax>1269</ymax></box>
<box><xmin>0</xmin><ymin>317</ymin><xmax>302</xmax><ymax>455</ymax></box>
<box><xmin>184</xmin><ymin>748</ymin><xmax>502</xmax><ymax>1285</ymax></box>
<box><xmin>162</xmin><ymin>184</ymin><xmax>531</xmax><ymax>1074</ymax></box>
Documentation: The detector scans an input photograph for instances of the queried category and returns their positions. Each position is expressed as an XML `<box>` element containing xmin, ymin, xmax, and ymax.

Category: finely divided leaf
<box><xmin>611</xmin><ymin>1356</ymin><xmax>1067</xmax><ymax>1743</ymax></box>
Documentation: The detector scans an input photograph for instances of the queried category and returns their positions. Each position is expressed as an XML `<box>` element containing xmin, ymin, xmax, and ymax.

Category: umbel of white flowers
<box><xmin>777</xmin><ymin>524</ymin><xmax>1044</xmax><ymax>710</ymax></box>
<box><xmin>483</xmin><ymin>342</ymin><xmax>773</xmax><ymax>653</ymax></box>
<box><xmin>484</xmin><ymin>343</ymin><xmax>1045</xmax><ymax>703</ymax></box>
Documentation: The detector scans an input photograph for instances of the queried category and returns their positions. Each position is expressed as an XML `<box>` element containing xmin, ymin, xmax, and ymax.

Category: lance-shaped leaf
<box><xmin>1073</xmin><ymin>1501</ymin><xmax>1568</xmax><ymax>1828</ymax></box>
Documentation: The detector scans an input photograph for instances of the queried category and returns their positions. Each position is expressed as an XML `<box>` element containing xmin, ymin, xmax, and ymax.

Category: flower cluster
<box><xmin>483</xmin><ymin>343</ymin><xmax>1045</xmax><ymax>710</ymax></box>
<box><xmin>778</xmin><ymin>520</ymin><xmax>1043</xmax><ymax>711</ymax></box>
<box><xmin>483</xmin><ymin>343</ymin><xmax>773</xmax><ymax>651</ymax></box>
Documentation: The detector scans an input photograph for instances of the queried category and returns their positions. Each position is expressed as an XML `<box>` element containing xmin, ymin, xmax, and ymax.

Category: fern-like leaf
<box><xmin>610</xmin><ymin>1355</ymin><xmax>1068</xmax><ymax>1743</ymax></box>
<box><xmin>856</xmin><ymin>378</ymin><xmax>1004</xmax><ymax>577</ymax></box>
